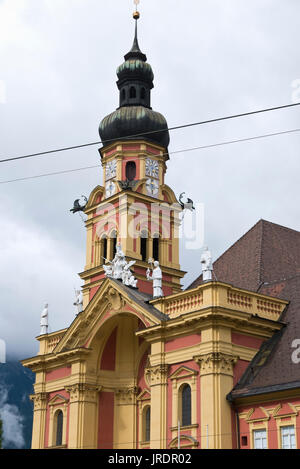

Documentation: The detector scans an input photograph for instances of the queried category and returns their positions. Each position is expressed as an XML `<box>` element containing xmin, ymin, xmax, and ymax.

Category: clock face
<box><xmin>146</xmin><ymin>178</ymin><xmax>159</xmax><ymax>198</ymax></box>
<box><xmin>145</xmin><ymin>158</ymin><xmax>159</xmax><ymax>179</ymax></box>
<box><xmin>106</xmin><ymin>181</ymin><xmax>116</xmax><ymax>198</ymax></box>
<box><xmin>106</xmin><ymin>159</ymin><xmax>117</xmax><ymax>181</ymax></box>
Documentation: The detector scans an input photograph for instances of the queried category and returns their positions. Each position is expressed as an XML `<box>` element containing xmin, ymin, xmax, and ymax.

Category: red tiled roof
<box><xmin>189</xmin><ymin>219</ymin><xmax>300</xmax><ymax>291</ymax></box>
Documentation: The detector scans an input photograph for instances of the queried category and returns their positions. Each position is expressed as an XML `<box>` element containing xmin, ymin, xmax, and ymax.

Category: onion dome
<box><xmin>99</xmin><ymin>12</ymin><xmax>170</xmax><ymax>149</ymax></box>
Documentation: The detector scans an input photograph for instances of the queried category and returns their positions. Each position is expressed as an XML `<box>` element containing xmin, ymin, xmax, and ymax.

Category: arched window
<box><xmin>141</xmin><ymin>87</ymin><xmax>146</xmax><ymax>99</ymax></box>
<box><xmin>144</xmin><ymin>406</ymin><xmax>151</xmax><ymax>442</ymax></box>
<box><xmin>153</xmin><ymin>235</ymin><xmax>159</xmax><ymax>262</ymax></box>
<box><xmin>129</xmin><ymin>86</ymin><xmax>136</xmax><ymax>99</ymax></box>
<box><xmin>111</xmin><ymin>231</ymin><xmax>117</xmax><ymax>259</ymax></box>
<box><xmin>122</xmin><ymin>88</ymin><xmax>126</xmax><ymax>102</ymax></box>
<box><xmin>140</xmin><ymin>230</ymin><xmax>148</xmax><ymax>262</ymax></box>
<box><xmin>126</xmin><ymin>161</ymin><xmax>136</xmax><ymax>181</ymax></box>
<box><xmin>181</xmin><ymin>384</ymin><xmax>191</xmax><ymax>427</ymax></box>
<box><xmin>55</xmin><ymin>410</ymin><xmax>63</xmax><ymax>447</ymax></box>
<box><xmin>102</xmin><ymin>235</ymin><xmax>108</xmax><ymax>261</ymax></box>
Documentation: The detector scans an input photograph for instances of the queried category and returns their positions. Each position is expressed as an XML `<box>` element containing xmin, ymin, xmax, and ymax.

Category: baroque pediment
<box><xmin>169</xmin><ymin>366</ymin><xmax>198</xmax><ymax>381</ymax></box>
<box><xmin>137</xmin><ymin>388</ymin><xmax>151</xmax><ymax>401</ymax></box>
<box><xmin>48</xmin><ymin>394</ymin><xmax>69</xmax><ymax>406</ymax></box>
<box><xmin>53</xmin><ymin>278</ymin><xmax>163</xmax><ymax>354</ymax></box>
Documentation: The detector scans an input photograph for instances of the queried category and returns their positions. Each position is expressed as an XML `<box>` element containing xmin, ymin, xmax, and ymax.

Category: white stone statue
<box><xmin>74</xmin><ymin>290</ymin><xmax>83</xmax><ymax>316</ymax></box>
<box><xmin>40</xmin><ymin>303</ymin><xmax>49</xmax><ymax>335</ymax></box>
<box><xmin>122</xmin><ymin>261</ymin><xmax>138</xmax><ymax>288</ymax></box>
<box><xmin>112</xmin><ymin>245</ymin><xmax>127</xmax><ymax>280</ymax></box>
<box><xmin>147</xmin><ymin>260</ymin><xmax>163</xmax><ymax>298</ymax></box>
<box><xmin>103</xmin><ymin>243</ymin><xmax>138</xmax><ymax>288</ymax></box>
<box><xmin>201</xmin><ymin>247</ymin><xmax>213</xmax><ymax>281</ymax></box>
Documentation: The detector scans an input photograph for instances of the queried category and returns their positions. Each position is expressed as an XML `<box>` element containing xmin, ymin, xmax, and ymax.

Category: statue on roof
<box><xmin>201</xmin><ymin>247</ymin><xmax>213</xmax><ymax>281</ymax></box>
<box><xmin>40</xmin><ymin>303</ymin><xmax>49</xmax><ymax>335</ymax></box>
<box><xmin>74</xmin><ymin>290</ymin><xmax>83</xmax><ymax>316</ymax></box>
<box><xmin>103</xmin><ymin>244</ymin><xmax>138</xmax><ymax>288</ymax></box>
<box><xmin>147</xmin><ymin>259</ymin><xmax>163</xmax><ymax>298</ymax></box>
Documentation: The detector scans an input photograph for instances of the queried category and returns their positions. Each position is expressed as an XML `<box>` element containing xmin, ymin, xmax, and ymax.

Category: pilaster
<box><xmin>65</xmin><ymin>384</ymin><xmax>100</xmax><ymax>449</ymax></box>
<box><xmin>30</xmin><ymin>392</ymin><xmax>48</xmax><ymax>449</ymax></box>
<box><xmin>114</xmin><ymin>386</ymin><xmax>139</xmax><ymax>449</ymax></box>
<box><xmin>194</xmin><ymin>352</ymin><xmax>238</xmax><ymax>449</ymax></box>
<box><xmin>146</xmin><ymin>364</ymin><xmax>169</xmax><ymax>449</ymax></box>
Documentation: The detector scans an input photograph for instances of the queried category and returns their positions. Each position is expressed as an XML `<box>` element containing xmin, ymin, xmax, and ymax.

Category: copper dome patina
<box><xmin>99</xmin><ymin>106</ymin><xmax>169</xmax><ymax>148</ymax></box>
<box><xmin>99</xmin><ymin>16</ymin><xmax>169</xmax><ymax>149</ymax></box>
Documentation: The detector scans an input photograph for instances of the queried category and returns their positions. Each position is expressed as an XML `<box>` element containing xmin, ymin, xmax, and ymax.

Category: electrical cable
<box><xmin>1</xmin><ymin>127</ymin><xmax>299</xmax><ymax>185</ymax></box>
<box><xmin>0</xmin><ymin>102</ymin><xmax>299</xmax><ymax>164</ymax></box>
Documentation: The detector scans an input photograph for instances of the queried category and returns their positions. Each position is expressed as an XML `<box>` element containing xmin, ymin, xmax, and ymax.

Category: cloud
<box><xmin>0</xmin><ymin>206</ymin><xmax>83</xmax><ymax>358</ymax></box>
<box><xmin>0</xmin><ymin>385</ymin><xmax>25</xmax><ymax>449</ymax></box>
<box><xmin>0</xmin><ymin>0</ymin><xmax>300</xmax><ymax>357</ymax></box>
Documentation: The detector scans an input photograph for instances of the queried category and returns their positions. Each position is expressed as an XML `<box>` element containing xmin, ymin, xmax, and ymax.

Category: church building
<box><xmin>22</xmin><ymin>10</ymin><xmax>300</xmax><ymax>450</ymax></box>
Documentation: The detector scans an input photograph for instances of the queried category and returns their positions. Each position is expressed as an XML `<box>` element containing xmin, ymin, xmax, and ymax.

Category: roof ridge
<box><xmin>260</xmin><ymin>218</ymin><xmax>300</xmax><ymax>234</ymax></box>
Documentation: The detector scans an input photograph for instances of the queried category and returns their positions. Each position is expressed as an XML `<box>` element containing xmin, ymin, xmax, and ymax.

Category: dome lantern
<box><xmin>99</xmin><ymin>11</ymin><xmax>170</xmax><ymax>149</ymax></box>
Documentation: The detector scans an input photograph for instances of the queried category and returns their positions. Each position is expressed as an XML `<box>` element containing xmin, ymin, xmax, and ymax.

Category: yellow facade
<box><xmin>23</xmin><ymin>279</ymin><xmax>287</xmax><ymax>449</ymax></box>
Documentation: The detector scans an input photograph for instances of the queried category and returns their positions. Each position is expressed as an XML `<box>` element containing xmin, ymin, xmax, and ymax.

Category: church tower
<box><xmin>80</xmin><ymin>11</ymin><xmax>185</xmax><ymax>307</ymax></box>
<box><xmin>22</xmin><ymin>8</ymin><xmax>292</xmax><ymax>451</ymax></box>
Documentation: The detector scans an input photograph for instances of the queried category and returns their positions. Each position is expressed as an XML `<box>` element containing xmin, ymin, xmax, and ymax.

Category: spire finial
<box><xmin>124</xmin><ymin>0</ymin><xmax>146</xmax><ymax>62</ymax></box>
<box><xmin>133</xmin><ymin>0</ymin><xmax>140</xmax><ymax>20</ymax></box>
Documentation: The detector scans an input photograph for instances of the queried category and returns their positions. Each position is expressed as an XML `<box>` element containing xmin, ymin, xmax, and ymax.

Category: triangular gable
<box><xmin>137</xmin><ymin>388</ymin><xmax>151</xmax><ymax>401</ymax></box>
<box><xmin>48</xmin><ymin>394</ymin><xmax>69</xmax><ymax>406</ymax></box>
<box><xmin>54</xmin><ymin>278</ymin><xmax>163</xmax><ymax>354</ymax></box>
<box><xmin>169</xmin><ymin>366</ymin><xmax>198</xmax><ymax>381</ymax></box>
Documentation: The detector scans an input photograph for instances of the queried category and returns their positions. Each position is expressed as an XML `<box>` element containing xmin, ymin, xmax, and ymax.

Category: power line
<box><xmin>1</xmin><ymin>126</ymin><xmax>299</xmax><ymax>185</ymax></box>
<box><xmin>0</xmin><ymin>102</ymin><xmax>300</xmax><ymax>164</ymax></box>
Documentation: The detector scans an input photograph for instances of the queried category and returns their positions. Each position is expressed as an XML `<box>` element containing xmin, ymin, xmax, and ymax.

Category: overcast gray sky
<box><xmin>1</xmin><ymin>0</ymin><xmax>300</xmax><ymax>359</ymax></box>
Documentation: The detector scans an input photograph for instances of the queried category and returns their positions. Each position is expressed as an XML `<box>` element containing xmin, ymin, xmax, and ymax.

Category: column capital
<box><xmin>65</xmin><ymin>384</ymin><xmax>102</xmax><ymax>403</ymax></box>
<box><xmin>115</xmin><ymin>386</ymin><xmax>139</xmax><ymax>405</ymax></box>
<box><xmin>145</xmin><ymin>364</ymin><xmax>169</xmax><ymax>386</ymax></box>
<box><xmin>30</xmin><ymin>392</ymin><xmax>48</xmax><ymax>411</ymax></box>
<box><xmin>194</xmin><ymin>352</ymin><xmax>238</xmax><ymax>377</ymax></box>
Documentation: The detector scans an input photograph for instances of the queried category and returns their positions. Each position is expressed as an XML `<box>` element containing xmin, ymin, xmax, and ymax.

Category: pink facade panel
<box><xmin>98</xmin><ymin>392</ymin><xmax>114</xmax><ymax>449</ymax></box>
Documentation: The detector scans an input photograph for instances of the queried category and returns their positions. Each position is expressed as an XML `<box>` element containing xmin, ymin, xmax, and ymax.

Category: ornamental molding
<box><xmin>194</xmin><ymin>352</ymin><xmax>239</xmax><ymax>376</ymax></box>
<box><xmin>145</xmin><ymin>364</ymin><xmax>169</xmax><ymax>386</ymax></box>
<box><xmin>245</xmin><ymin>407</ymin><xmax>271</xmax><ymax>423</ymax></box>
<box><xmin>104</xmin><ymin>287</ymin><xmax>126</xmax><ymax>312</ymax></box>
<box><xmin>48</xmin><ymin>394</ymin><xmax>69</xmax><ymax>407</ymax></box>
<box><xmin>65</xmin><ymin>384</ymin><xmax>102</xmax><ymax>403</ymax></box>
<box><xmin>169</xmin><ymin>366</ymin><xmax>198</xmax><ymax>381</ymax></box>
<box><xmin>115</xmin><ymin>386</ymin><xmax>139</xmax><ymax>405</ymax></box>
<box><xmin>169</xmin><ymin>435</ymin><xmax>199</xmax><ymax>449</ymax></box>
<box><xmin>136</xmin><ymin>388</ymin><xmax>151</xmax><ymax>402</ymax></box>
<box><xmin>273</xmin><ymin>403</ymin><xmax>298</xmax><ymax>419</ymax></box>
<box><xmin>30</xmin><ymin>392</ymin><xmax>48</xmax><ymax>411</ymax></box>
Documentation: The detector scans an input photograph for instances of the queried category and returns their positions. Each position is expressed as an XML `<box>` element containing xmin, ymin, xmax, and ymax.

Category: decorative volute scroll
<box><xmin>194</xmin><ymin>352</ymin><xmax>239</xmax><ymax>377</ymax></box>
